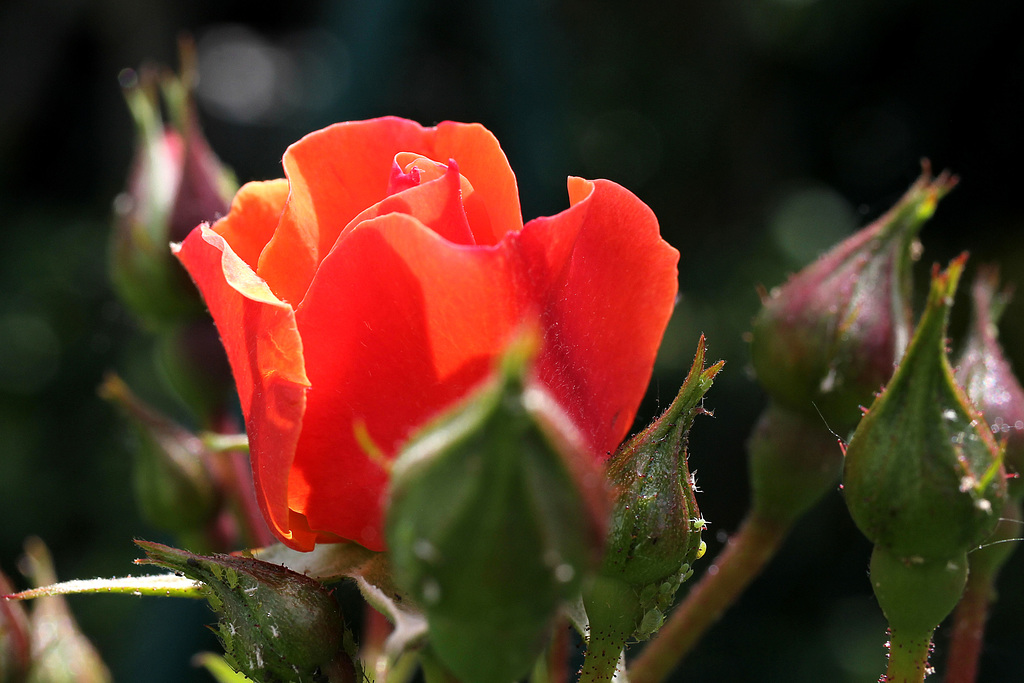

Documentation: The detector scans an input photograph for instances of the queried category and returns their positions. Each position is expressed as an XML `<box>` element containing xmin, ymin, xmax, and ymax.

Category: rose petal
<box><xmin>257</xmin><ymin>118</ymin><xmax>435</xmax><ymax>305</ymax></box>
<box><xmin>290</xmin><ymin>213</ymin><xmax>524</xmax><ymax>550</ymax></box>
<box><xmin>255</xmin><ymin>118</ymin><xmax>522</xmax><ymax>306</ymax></box>
<box><xmin>432</xmin><ymin>122</ymin><xmax>523</xmax><ymax>245</ymax></box>
<box><xmin>532</xmin><ymin>177</ymin><xmax>680</xmax><ymax>457</ymax></box>
<box><xmin>341</xmin><ymin>161</ymin><xmax>475</xmax><ymax>246</ymax></box>
<box><xmin>173</xmin><ymin>226</ymin><xmax>316</xmax><ymax>549</ymax></box>
<box><xmin>211</xmin><ymin>179</ymin><xmax>289</xmax><ymax>270</ymax></box>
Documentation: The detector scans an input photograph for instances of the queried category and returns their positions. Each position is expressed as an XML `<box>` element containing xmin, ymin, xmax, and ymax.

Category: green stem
<box><xmin>944</xmin><ymin>574</ymin><xmax>991</xmax><ymax>683</ymax></box>
<box><xmin>579</xmin><ymin>577</ymin><xmax>638</xmax><ymax>683</ymax></box>
<box><xmin>884</xmin><ymin>628</ymin><xmax>933</xmax><ymax>683</ymax></box>
<box><xmin>627</xmin><ymin>512</ymin><xmax>787</xmax><ymax>683</ymax></box>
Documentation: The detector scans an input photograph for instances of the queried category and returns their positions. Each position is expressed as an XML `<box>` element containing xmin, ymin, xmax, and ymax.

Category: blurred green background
<box><xmin>2</xmin><ymin>0</ymin><xmax>1023</xmax><ymax>680</ymax></box>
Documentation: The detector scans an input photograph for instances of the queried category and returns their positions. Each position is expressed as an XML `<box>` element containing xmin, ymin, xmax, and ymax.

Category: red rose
<box><xmin>174</xmin><ymin>117</ymin><xmax>678</xmax><ymax>551</ymax></box>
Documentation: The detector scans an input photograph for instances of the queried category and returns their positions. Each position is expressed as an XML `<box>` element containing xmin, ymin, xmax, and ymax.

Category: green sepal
<box><xmin>386</xmin><ymin>341</ymin><xmax>601</xmax><ymax>683</ymax></box>
<box><xmin>600</xmin><ymin>335</ymin><xmax>720</xmax><ymax>589</ymax></box>
<box><xmin>843</xmin><ymin>256</ymin><xmax>1006</xmax><ymax>562</ymax></box>
<box><xmin>136</xmin><ymin>541</ymin><xmax>350</xmax><ymax>683</ymax></box>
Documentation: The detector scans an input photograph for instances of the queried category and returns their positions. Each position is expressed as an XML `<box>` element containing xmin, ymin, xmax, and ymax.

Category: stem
<box><xmin>945</xmin><ymin>500</ymin><xmax>1021</xmax><ymax>683</ymax></box>
<box><xmin>884</xmin><ymin>628</ymin><xmax>933</xmax><ymax>683</ymax></box>
<box><xmin>945</xmin><ymin>574</ymin><xmax>992</xmax><ymax>683</ymax></box>
<box><xmin>627</xmin><ymin>511</ymin><xmax>787</xmax><ymax>683</ymax></box>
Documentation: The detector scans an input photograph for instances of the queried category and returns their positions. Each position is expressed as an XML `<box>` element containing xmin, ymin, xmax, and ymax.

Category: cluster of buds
<box><xmin>746</xmin><ymin>166</ymin><xmax>957</xmax><ymax>527</ymax></box>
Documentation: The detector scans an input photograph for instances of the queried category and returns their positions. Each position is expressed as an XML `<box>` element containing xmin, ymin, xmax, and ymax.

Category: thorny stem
<box><xmin>627</xmin><ymin>511</ymin><xmax>787</xmax><ymax>683</ymax></box>
<box><xmin>884</xmin><ymin>628</ymin><xmax>933</xmax><ymax>683</ymax></box>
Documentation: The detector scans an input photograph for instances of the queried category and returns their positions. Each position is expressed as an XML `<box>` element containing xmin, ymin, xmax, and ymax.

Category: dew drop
<box><xmin>554</xmin><ymin>563</ymin><xmax>575</xmax><ymax>583</ymax></box>
<box><xmin>413</xmin><ymin>539</ymin><xmax>440</xmax><ymax>563</ymax></box>
<box><xmin>421</xmin><ymin>578</ymin><xmax>442</xmax><ymax>604</ymax></box>
<box><xmin>942</xmin><ymin>408</ymin><xmax>957</xmax><ymax>421</ymax></box>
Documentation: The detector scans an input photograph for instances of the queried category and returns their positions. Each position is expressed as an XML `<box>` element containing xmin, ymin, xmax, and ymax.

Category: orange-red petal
<box><xmin>173</xmin><ymin>225</ymin><xmax>316</xmax><ymax>550</ymax></box>
<box><xmin>530</xmin><ymin>178</ymin><xmax>680</xmax><ymax>456</ymax></box>
<box><xmin>288</xmin><ymin>213</ymin><xmax>524</xmax><ymax>550</ymax></box>
<box><xmin>255</xmin><ymin>118</ymin><xmax>521</xmax><ymax>306</ymax></box>
<box><xmin>211</xmin><ymin>179</ymin><xmax>289</xmax><ymax>270</ymax></box>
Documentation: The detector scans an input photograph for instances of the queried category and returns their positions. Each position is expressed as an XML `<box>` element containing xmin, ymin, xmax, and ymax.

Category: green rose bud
<box><xmin>844</xmin><ymin>255</ymin><xmax>1006</xmax><ymax>563</ymax></box>
<box><xmin>579</xmin><ymin>337</ymin><xmax>721</xmax><ymax>682</ymax></box>
<box><xmin>99</xmin><ymin>374</ymin><xmax>219</xmax><ymax>541</ymax></box>
<box><xmin>751</xmin><ymin>166</ymin><xmax>955</xmax><ymax>433</ymax></box>
<box><xmin>136</xmin><ymin>541</ymin><xmax>351</xmax><ymax>683</ymax></box>
<box><xmin>386</xmin><ymin>340</ymin><xmax>605</xmax><ymax>683</ymax></box>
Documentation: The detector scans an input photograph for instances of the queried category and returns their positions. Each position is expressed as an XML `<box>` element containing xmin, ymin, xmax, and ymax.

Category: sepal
<box><xmin>386</xmin><ymin>336</ymin><xmax>605</xmax><ymax>683</ymax></box>
<box><xmin>843</xmin><ymin>255</ymin><xmax>1006</xmax><ymax>562</ymax></box>
<box><xmin>136</xmin><ymin>541</ymin><xmax>352</xmax><ymax>683</ymax></box>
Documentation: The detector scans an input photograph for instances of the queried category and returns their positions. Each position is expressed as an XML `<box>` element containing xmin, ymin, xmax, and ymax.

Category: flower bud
<box><xmin>843</xmin><ymin>255</ymin><xmax>1006</xmax><ymax>563</ymax></box>
<box><xmin>1</xmin><ymin>569</ymin><xmax>30</xmax><ymax>683</ymax></box>
<box><xmin>955</xmin><ymin>266</ymin><xmax>1024</xmax><ymax>500</ymax></box>
<box><xmin>18</xmin><ymin>539</ymin><xmax>111</xmax><ymax>683</ymax></box>
<box><xmin>153</xmin><ymin>320</ymin><xmax>235</xmax><ymax>427</ymax></box>
<box><xmin>579</xmin><ymin>337</ymin><xmax>721</xmax><ymax>681</ymax></box>
<box><xmin>99</xmin><ymin>374</ymin><xmax>219</xmax><ymax>539</ymax></box>
<box><xmin>747</xmin><ymin>400</ymin><xmax>845</xmax><ymax>525</ymax></box>
<box><xmin>386</xmin><ymin>338</ymin><xmax>606</xmax><ymax>683</ymax></box>
<box><xmin>751</xmin><ymin>166</ymin><xmax>956</xmax><ymax>433</ymax></box>
<box><xmin>136</xmin><ymin>541</ymin><xmax>351</xmax><ymax>682</ymax></box>
<box><xmin>111</xmin><ymin>48</ymin><xmax>234</xmax><ymax>330</ymax></box>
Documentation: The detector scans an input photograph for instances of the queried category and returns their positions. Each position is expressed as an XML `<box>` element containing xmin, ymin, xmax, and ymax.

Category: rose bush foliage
<box><xmin>175</xmin><ymin>117</ymin><xmax>678</xmax><ymax>551</ymax></box>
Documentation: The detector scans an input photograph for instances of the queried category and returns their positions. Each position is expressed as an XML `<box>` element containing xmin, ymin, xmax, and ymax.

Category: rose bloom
<box><xmin>175</xmin><ymin>117</ymin><xmax>678</xmax><ymax>551</ymax></box>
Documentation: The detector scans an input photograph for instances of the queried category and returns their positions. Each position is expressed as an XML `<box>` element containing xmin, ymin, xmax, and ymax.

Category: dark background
<box><xmin>2</xmin><ymin>0</ymin><xmax>1023</xmax><ymax>681</ymax></box>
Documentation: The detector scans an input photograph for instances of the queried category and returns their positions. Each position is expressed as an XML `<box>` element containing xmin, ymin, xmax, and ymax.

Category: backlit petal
<box><xmin>290</xmin><ymin>214</ymin><xmax>523</xmax><ymax>550</ymax></box>
<box><xmin>173</xmin><ymin>226</ymin><xmax>315</xmax><ymax>549</ymax></box>
<box><xmin>533</xmin><ymin>177</ymin><xmax>679</xmax><ymax>457</ymax></box>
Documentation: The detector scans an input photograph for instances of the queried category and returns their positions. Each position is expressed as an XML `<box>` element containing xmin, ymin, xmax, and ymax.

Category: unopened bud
<box><xmin>111</xmin><ymin>44</ymin><xmax>234</xmax><ymax>330</ymax></box>
<box><xmin>956</xmin><ymin>266</ymin><xmax>1024</xmax><ymax>500</ymax></box>
<box><xmin>137</xmin><ymin>541</ymin><xmax>349</xmax><ymax>683</ymax></box>
<box><xmin>386</xmin><ymin>338</ymin><xmax>606</xmax><ymax>683</ymax></box>
<box><xmin>844</xmin><ymin>255</ymin><xmax>1006</xmax><ymax>563</ymax></box>
<box><xmin>99</xmin><ymin>374</ymin><xmax>219</xmax><ymax>538</ymax></box>
<box><xmin>751</xmin><ymin>165</ymin><xmax>956</xmax><ymax>432</ymax></box>
<box><xmin>579</xmin><ymin>337</ymin><xmax>721</xmax><ymax>681</ymax></box>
